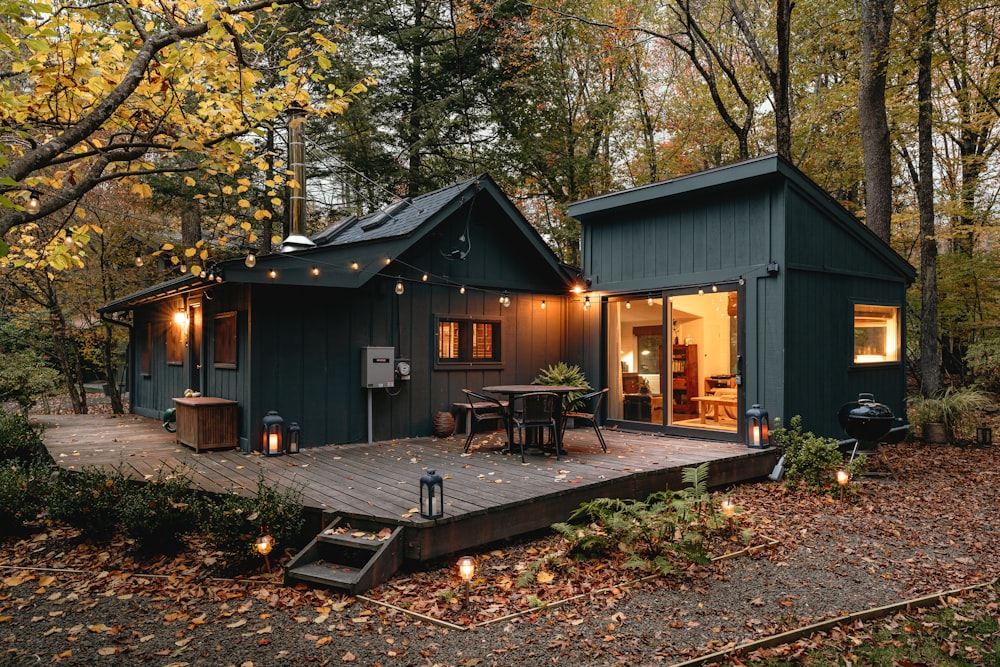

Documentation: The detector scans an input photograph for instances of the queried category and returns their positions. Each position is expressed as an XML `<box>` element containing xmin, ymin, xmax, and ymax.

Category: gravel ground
<box><xmin>2</xmin><ymin>415</ymin><xmax>998</xmax><ymax>666</ymax></box>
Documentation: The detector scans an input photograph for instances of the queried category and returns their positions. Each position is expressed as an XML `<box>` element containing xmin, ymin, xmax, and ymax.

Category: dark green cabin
<box><xmin>568</xmin><ymin>155</ymin><xmax>916</xmax><ymax>440</ymax></box>
<box><xmin>100</xmin><ymin>175</ymin><xmax>575</xmax><ymax>450</ymax></box>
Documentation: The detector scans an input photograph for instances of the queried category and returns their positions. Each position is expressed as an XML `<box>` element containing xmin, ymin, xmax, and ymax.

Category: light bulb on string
<box><xmin>583</xmin><ymin>296</ymin><xmax>591</xmax><ymax>311</ymax></box>
<box><xmin>540</xmin><ymin>299</ymin><xmax>546</xmax><ymax>310</ymax></box>
<box><xmin>647</xmin><ymin>295</ymin><xmax>654</xmax><ymax>306</ymax></box>
<box><xmin>625</xmin><ymin>299</ymin><xmax>631</xmax><ymax>310</ymax></box>
<box><xmin>395</xmin><ymin>277</ymin><xmax>405</xmax><ymax>295</ymax></box>
<box><xmin>245</xmin><ymin>252</ymin><xmax>257</xmax><ymax>268</ymax></box>
<box><xmin>134</xmin><ymin>253</ymin><xmax>144</xmax><ymax>267</ymax></box>
<box><xmin>26</xmin><ymin>190</ymin><xmax>40</xmax><ymax>215</ymax></box>
<box><xmin>459</xmin><ymin>285</ymin><xmax>466</xmax><ymax>295</ymax></box>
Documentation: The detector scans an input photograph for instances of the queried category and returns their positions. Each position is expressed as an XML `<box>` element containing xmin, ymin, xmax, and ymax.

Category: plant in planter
<box><xmin>908</xmin><ymin>387</ymin><xmax>991</xmax><ymax>445</ymax></box>
<box><xmin>531</xmin><ymin>362</ymin><xmax>592</xmax><ymax>409</ymax></box>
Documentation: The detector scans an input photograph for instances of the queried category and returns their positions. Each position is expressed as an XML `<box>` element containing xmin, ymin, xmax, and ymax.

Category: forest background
<box><xmin>1</xmin><ymin>0</ymin><xmax>998</xmax><ymax>414</ymax></box>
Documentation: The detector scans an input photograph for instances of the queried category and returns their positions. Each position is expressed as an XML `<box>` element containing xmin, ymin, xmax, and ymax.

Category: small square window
<box><xmin>437</xmin><ymin>317</ymin><xmax>500</xmax><ymax>365</ymax></box>
<box><xmin>854</xmin><ymin>304</ymin><xmax>900</xmax><ymax>364</ymax></box>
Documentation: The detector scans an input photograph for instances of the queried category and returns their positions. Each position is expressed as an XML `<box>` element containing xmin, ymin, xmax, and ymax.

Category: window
<box><xmin>214</xmin><ymin>311</ymin><xmax>237</xmax><ymax>368</ymax></box>
<box><xmin>437</xmin><ymin>317</ymin><xmax>500</xmax><ymax>366</ymax></box>
<box><xmin>854</xmin><ymin>304</ymin><xmax>900</xmax><ymax>364</ymax></box>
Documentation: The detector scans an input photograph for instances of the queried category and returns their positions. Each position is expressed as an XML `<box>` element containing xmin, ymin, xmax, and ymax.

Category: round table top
<box><xmin>481</xmin><ymin>384</ymin><xmax>585</xmax><ymax>394</ymax></box>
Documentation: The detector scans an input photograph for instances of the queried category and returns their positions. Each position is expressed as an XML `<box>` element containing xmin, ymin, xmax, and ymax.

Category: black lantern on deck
<box><xmin>287</xmin><ymin>421</ymin><xmax>301</xmax><ymax>454</ymax></box>
<box><xmin>419</xmin><ymin>469</ymin><xmax>444</xmax><ymax>519</ymax></box>
<box><xmin>262</xmin><ymin>411</ymin><xmax>284</xmax><ymax>456</ymax></box>
<box><xmin>746</xmin><ymin>404</ymin><xmax>770</xmax><ymax>449</ymax></box>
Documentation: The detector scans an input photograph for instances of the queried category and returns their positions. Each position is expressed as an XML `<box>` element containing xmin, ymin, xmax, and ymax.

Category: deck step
<box><xmin>285</xmin><ymin>516</ymin><xmax>404</xmax><ymax>594</ymax></box>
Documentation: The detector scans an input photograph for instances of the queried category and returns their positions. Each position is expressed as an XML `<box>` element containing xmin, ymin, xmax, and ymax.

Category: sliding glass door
<box><xmin>608</xmin><ymin>286</ymin><xmax>740</xmax><ymax>435</ymax></box>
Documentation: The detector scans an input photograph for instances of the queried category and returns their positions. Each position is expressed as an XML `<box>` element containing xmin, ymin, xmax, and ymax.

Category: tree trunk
<box><xmin>101</xmin><ymin>322</ymin><xmax>126</xmax><ymax>414</ymax></box>
<box><xmin>858</xmin><ymin>0</ymin><xmax>895</xmax><ymax>244</ymax></box>
<box><xmin>917</xmin><ymin>0</ymin><xmax>940</xmax><ymax>396</ymax></box>
<box><xmin>180</xmin><ymin>204</ymin><xmax>201</xmax><ymax>248</ymax></box>
<box><xmin>49</xmin><ymin>307</ymin><xmax>87</xmax><ymax>414</ymax></box>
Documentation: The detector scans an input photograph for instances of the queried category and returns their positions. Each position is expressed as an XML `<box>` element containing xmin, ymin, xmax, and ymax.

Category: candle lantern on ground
<box><xmin>745</xmin><ymin>404</ymin><xmax>770</xmax><ymax>449</ymax></box>
<box><xmin>286</xmin><ymin>421</ymin><xmax>301</xmax><ymax>454</ymax></box>
<box><xmin>261</xmin><ymin>411</ymin><xmax>284</xmax><ymax>456</ymax></box>
<box><xmin>419</xmin><ymin>469</ymin><xmax>444</xmax><ymax>519</ymax></box>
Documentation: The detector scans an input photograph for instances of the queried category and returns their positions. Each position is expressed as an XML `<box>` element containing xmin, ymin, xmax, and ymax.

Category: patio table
<box><xmin>481</xmin><ymin>384</ymin><xmax>585</xmax><ymax>456</ymax></box>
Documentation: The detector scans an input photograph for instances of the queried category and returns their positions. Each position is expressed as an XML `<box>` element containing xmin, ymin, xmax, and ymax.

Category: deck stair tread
<box><xmin>285</xmin><ymin>516</ymin><xmax>404</xmax><ymax>593</ymax></box>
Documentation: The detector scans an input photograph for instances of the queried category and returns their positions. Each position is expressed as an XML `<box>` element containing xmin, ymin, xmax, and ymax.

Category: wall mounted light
<box><xmin>173</xmin><ymin>307</ymin><xmax>189</xmax><ymax>328</ymax></box>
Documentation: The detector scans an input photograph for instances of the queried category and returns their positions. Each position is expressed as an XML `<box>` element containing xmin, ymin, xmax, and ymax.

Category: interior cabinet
<box><xmin>671</xmin><ymin>345</ymin><xmax>698</xmax><ymax>414</ymax></box>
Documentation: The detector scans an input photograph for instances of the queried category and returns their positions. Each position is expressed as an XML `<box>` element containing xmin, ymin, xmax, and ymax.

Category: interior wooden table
<box><xmin>690</xmin><ymin>395</ymin><xmax>738</xmax><ymax>424</ymax></box>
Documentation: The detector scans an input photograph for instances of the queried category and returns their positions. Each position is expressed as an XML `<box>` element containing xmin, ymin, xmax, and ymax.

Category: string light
<box><xmin>312</xmin><ymin>266</ymin><xmax>320</xmax><ymax>277</ymax></box>
<box><xmin>712</xmin><ymin>284</ymin><xmax>718</xmax><ymax>292</ymax></box>
<box><xmin>26</xmin><ymin>190</ymin><xmax>40</xmax><ymax>215</ymax></box>
<box><xmin>500</xmin><ymin>291</ymin><xmax>511</xmax><ymax>308</ymax></box>
<box><xmin>179</xmin><ymin>262</ymin><xmax>188</xmax><ymax>274</ymax></box>
<box><xmin>350</xmin><ymin>260</ymin><xmax>359</xmax><ymax>271</ymax></box>
<box><xmin>245</xmin><ymin>252</ymin><xmax>257</xmax><ymax>268</ymax></box>
<box><xmin>583</xmin><ymin>296</ymin><xmax>591</xmax><ymax>311</ymax></box>
<box><xmin>540</xmin><ymin>298</ymin><xmax>546</xmax><ymax>309</ymax></box>
<box><xmin>698</xmin><ymin>287</ymin><xmax>705</xmax><ymax>295</ymax></box>
<box><xmin>395</xmin><ymin>277</ymin><xmax>405</xmax><ymax>295</ymax></box>
<box><xmin>422</xmin><ymin>273</ymin><xmax>429</xmax><ymax>282</ymax></box>
<box><xmin>647</xmin><ymin>294</ymin><xmax>654</xmax><ymax>306</ymax></box>
<box><xmin>269</xmin><ymin>269</ymin><xmax>277</xmax><ymax>279</ymax></box>
<box><xmin>625</xmin><ymin>299</ymin><xmax>631</xmax><ymax>310</ymax></box>
<box><xmin>134</xmin><ymin>253</ymin><xmax>143</xmax><ymax>267</ymax></box>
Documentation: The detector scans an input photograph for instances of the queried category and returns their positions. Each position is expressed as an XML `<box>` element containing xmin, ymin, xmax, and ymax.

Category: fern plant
<box><xmin>532</xmin><ymin>362</ymin><xmax>592</xmax><ymax>408</ymax></box>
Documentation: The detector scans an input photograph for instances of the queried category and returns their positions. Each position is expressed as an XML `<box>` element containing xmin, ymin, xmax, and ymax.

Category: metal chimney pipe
<box><xmin>281</xmin><ymin>101</ymin><xmax>316</xmax><ymax>252</ymax></box>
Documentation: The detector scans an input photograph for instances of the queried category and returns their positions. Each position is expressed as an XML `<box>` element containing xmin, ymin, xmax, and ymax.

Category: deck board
<box><xmin>35</xmin><ymin>414</ymin><xmax>778</xmax><ymax>561</ymax></box>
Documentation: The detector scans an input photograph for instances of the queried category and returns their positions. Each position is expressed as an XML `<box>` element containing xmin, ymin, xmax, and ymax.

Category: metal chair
<box><xmin>562</xmin><ymin>388</ymin><xmax>609</xmax><ymax>452</ymax></box>
<box><xmin>461</xmin><ymin>389</ymin><xmax>508</xmax><ymax>453</ymax></box>
<box><xmin>510</xmin><ymin>391</ymin><xmax>560</xmax><ymax>462</ymax></box>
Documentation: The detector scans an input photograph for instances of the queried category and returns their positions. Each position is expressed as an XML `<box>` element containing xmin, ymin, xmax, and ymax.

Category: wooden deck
<box><xmin>35</xmin><ymin>414</ymin><xmax>778</xmax><ymax>562</ymax></box>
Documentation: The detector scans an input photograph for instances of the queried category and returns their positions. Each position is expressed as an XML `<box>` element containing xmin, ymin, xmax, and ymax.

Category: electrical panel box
<box><xmin>362</xmin><ymin>347</ymin><xmax>395</xmax><ymax>388</ymax></box>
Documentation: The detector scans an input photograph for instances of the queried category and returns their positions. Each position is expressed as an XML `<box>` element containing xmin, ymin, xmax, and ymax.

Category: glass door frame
<box><xmin>602</xmin><ymin>282</ymin><xmax>745</xmax><ymax>442</ymax></box>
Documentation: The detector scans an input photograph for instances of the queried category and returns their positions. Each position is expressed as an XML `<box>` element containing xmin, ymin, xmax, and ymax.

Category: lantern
<box><xmin>976</xmin><ymin>426</ymin><xmax>992</xmax><ymax>448</ymax></box>
<box><xmin>287</xmin><ymin>421</ymin><xmax>301</xmax><ymax>454</ymax></box>
<box><xmin>745</xmin><ymin>404</ymin><xmax>770</xmax><ymax>449</ymax></box>
<box><xmin>419</xmin><ymin>468</ymin><xmax>444</xmax><ymax>519</ymax></box>
<box><xmin>261</xmin><ymin>411</ymin><xmax>284</xmax><ymax>456</ymax></box>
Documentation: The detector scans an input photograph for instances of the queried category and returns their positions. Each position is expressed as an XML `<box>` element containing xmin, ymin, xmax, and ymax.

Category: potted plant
<box><xmin>908</xmin><ymin>387</ymin><xmax>991</xmax><ymax>445</ymax></box>
<box><xmin>532</xmin><ymin>362</ymin><xmax>592</xmax><ymax>411</ymax></box>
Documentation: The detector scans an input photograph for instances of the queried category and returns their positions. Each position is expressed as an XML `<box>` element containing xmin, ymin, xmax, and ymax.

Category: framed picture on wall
<box><xmin>214</xmin><ymin>311</ymin><xmax>237</xmax><ymax>368</ymax></box>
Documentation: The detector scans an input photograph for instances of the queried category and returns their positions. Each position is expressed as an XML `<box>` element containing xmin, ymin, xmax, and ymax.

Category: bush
<box><xmin>966</xmin><ymin>339</ymin><xmax>1000</xmax><ymax>392</ymax></box>
<box><xmin>0</xmin><ymin>407</ymin><xmax>49</xmax><ymax>464</ymax></box>
<box><xmin>198</xmin><ymin>471</ymin><xmax>305</xmax><ymax>568</ymax></box>
<box><xmin>119</xmin><ymin>467</ymin><xmax>198</xmax><ymax>553</ymax></box>
<box><xmin>0</xmin><ymin>349</ymin><xmax>60</xmax><ymax>415</ymax></box>
<box><xmin>773</xmin><ymin>415</ymin><xmax>863</xmax><ymax>493</ymax></box>
<box><xmin>48</xmin><ymin>465</ymin><xmax>129</xmax><ymax>542</ymax></box>
<box><xmin>0</xmin><ymin>460</ymin><xmax>52</xmax><ymax>534</ymax></box>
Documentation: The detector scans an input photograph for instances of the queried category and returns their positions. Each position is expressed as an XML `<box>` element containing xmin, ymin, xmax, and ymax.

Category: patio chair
<box><xmin>461</xmin><ymin>389</ymin><xmax>508</xmax><ymax>453</ymax></box>
<box><xmin>509</xmin><ymin>391</ymin><xmax>560</xmax><ymax>463</ymax></box>
<box><xmin>562</xmin><ymin>387</ymin><xmax>609</xmax><ymax>453</ymax></box>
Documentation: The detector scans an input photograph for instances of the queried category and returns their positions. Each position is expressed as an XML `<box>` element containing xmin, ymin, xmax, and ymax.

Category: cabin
<box><xmin>99</xmin><ymin>175</ymin><xmax>577</xmax><ymax>450</ymax></box>
<box><xmin>567</xmin><ymin>155</ymin><xmax>917</xmax><ymax>441</ymax></box>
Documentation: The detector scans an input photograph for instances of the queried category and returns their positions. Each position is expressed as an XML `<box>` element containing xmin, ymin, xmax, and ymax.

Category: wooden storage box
<box><xmin>173</xmin><ymin>397</ymin><xmax>239</xmax><ymax>452</ymax></box>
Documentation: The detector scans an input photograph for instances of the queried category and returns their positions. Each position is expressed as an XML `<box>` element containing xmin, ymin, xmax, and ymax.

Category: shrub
<box><xmin>0</xmin><ymin>349</ymin><xmax>60</xmax><ymax>415</ymax></box>
<box><xmin>0</xmin><ymin>407</ymin><xmax>49</xmax><ymax>464</ymax></box>
<box><xmin>48</xmin><ymin>465</ymin><xmax>129</xmax><ymax>542</ymax></box>
<box><xmin>119</xmin><ymin>467</ymin><xmax>198</xmax><ymax>553</ymax></box>
<box><xmin>773</xmin><ymin>415</ymin><xmax>863</xmax><ymax>493</ymax></box>
<box><xmin>0</xmin><ymin>460</ymin><xmax>52</xmax><ymax>534</ymax></box>
<box><xmin>198</xmin><ymin>471</ymin><xmax>305</xmax><ymax>568</ymax></box>
<box><xmin>966</xmin><ymin>338</ymin><xmax>1000</xmax><ymax>392</ymax></box>
<box><xmin>907</xmin><ymin>387</ymin><xmax>991</xmax><ymax>443</ymax></box>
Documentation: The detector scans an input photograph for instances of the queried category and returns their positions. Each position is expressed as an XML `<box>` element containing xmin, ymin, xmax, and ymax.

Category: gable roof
<box><xmin>568</xmin><ymin>154</ymin><xmax>916</xmax><ymax>283</ymax></box>
<box><xmin>101</xmin><ymin>174</ymin><xmax>571</xmax><ymax>314</ymax></box>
